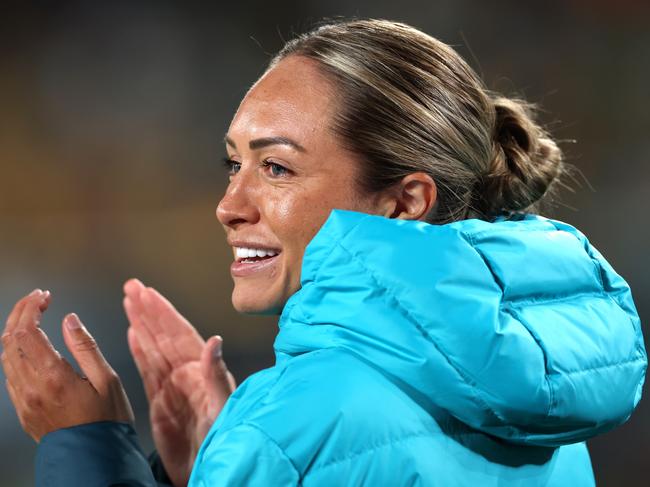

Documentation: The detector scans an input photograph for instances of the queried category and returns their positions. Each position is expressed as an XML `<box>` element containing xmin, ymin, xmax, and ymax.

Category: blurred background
<box><xmin>1</xmin><ymin>0</ymin><xmax>648</xmax><ymax>485</ymax></box>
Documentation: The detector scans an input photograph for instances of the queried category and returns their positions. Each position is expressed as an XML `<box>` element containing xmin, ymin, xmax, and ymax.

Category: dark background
<box><xmin>1</xmin><ymin>1</ymin><xmax>648</xmax><ymax>485</ymax></box>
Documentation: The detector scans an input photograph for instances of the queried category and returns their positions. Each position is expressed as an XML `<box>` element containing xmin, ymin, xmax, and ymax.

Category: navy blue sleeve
<box><xmin>35</xmin><ymin>421</ymin><xmax>170</xmax><ymax>487</ymax></box>
<box><xmin>147</xmin><ymin>450</ymin><xmax>173</xmax><ymax>485</ymax></box>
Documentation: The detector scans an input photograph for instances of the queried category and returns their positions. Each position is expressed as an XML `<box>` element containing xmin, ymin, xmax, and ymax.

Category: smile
<box><xmin>231</xmin><ymin>246</ymin><xmax>281</xmax><ymax>277</ymax></box>
<box><xmin>235</xmin><ymin>246</ymin><xmax>280</xmax><ymax>261</ymax></box>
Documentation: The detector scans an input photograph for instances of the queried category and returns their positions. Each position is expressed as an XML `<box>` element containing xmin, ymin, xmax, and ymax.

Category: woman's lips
<box><xmin>230</xmin><ymin>254</ymin><xmax>280</xmax><ymax>277</ymax></box>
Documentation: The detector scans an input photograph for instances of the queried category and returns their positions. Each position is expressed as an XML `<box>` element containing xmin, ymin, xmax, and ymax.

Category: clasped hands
<box><xmin>0</xmin><ymin>279</ymin><xmax>236</xmax><ymax>487</ymax></box>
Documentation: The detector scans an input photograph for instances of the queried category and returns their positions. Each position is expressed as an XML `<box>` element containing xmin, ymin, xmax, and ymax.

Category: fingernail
<box><xmin>65</xmin><ymin>313</ymin><xmax>82</xmax><ymax>330</ymax></box>
<box><xmin>213</xmin><ymin>336</ymin><xmax>223</xmax><ymax>359</ymax></box>
<box><xmin>29</xmin><ymin>289</ymin><xmax>42</xmax><ymax>297</ymax></box>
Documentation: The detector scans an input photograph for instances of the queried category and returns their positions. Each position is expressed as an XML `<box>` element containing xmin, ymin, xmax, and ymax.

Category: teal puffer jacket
<box><xmin>189</xmin><ymin>210</ymin><xmax>646</xmax><ymax>486</ymax></box>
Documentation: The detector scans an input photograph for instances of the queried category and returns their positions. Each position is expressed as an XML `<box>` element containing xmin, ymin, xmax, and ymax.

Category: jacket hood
<box><xmin>274</xmin><ymin>210</ymin><xmax>646</xmax><ymax>446</ymax></box>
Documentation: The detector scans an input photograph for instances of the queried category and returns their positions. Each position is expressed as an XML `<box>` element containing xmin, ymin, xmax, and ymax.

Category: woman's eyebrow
<box><xmin>224</xmin><ymin>135</ymin><xmax>307</xmax><ymax>153</ymax></box>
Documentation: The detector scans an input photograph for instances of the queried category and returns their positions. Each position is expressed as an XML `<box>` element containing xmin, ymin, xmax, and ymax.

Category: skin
<box><xmin>123</xmin><ymin>279</ymin><xmax>235</xmax><ymax>487</ymax></box>
<box><xmin>1</xmin><ymin>55</ymin><xmax>436</xmax><ymax>487</ymax></box>
<box><xmin>1</xmin><ymin>290</ymin><xmax>134</xmax><ymax>441</ymax></box>
<box><xmin>218</xmin><ymin>55</ymin><xmax>436</xmax><ymax>314</ymax></box>
<box><xmin>1</xmin><ymin>283</ymin><xmax>234</xmax><ymax>487</ymax></box>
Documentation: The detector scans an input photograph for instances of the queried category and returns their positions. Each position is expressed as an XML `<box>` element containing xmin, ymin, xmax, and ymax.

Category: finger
<box><xmin>16</xmin><ymin>291</ymin><xmax>51</xmax><ymax>330</ymax></box>
<box><xmin>149</xmin><ymin>369</ymin><xmax>190</xmax><ymax>429</ymax></box>
<box><xmin>201</xmin><ymin>336</ymin><xmax>236</xmax><ymax>406</ymax></box>
<box><xmin>123</xmin><ymin>278</ymin><xmax>146</xmax><ymax>301</ymax></box>
<box><xmin>1</xmin><ymin>291</ymin><xmax>53</xmax><ymax>373</ymax></box>
<box><xmin>127</xmin><ymin>326</ymin><xmax>159</xmax><ymax>400</ymax></box>
<box><xmin>123</xmin><ymin>297</ymin><xmax>171</xmax><ymax>379</ymax></box>
<box><xmin>2</xmin><ymin>289</ymin><xmax>59</xmax><ymax>383</ymax></box>
<box><xmin>159</xmin><ymin>373</ymin><xmax>188</xmax><ymax>416</ymax></box>
<box><xmin>169</xmin><ymin>361</ymin><xmax>203</xmax><ymax>399</ymax></box>
<box><xmin>140</xmin><ymin>286</ymin><xmax>197</xmax><ymax>337</ymax></box>
<box><xmin>139</xmin><ymin>287</ymin><xmax>204</xmax><ymax>365</ymax></box>
<box><xmin>123</xmin><ymin>296</ymin><xmax>146</xmax><ymax>330</ymax></box>
<box><xmin>62</xmin><ymin>313</ymin><xmax>115</xmax><ymax>389</ymax></box>
<box><xmin>4</xmin><ymin>289</ymin><xmax>41</xmax><ymax>334</ymax></box>
<box><xmin>126</xmin><ymin>286</ymin><xmax>200</xmax><ymax>370</ymax></box>
<box><xmin>150</xmin><ymin>392</ymin><xmax>184</xmax><ymax>434</ymax></box>
<box><xmin>3</xmin><ymin>290</ymin><xmax>49</xmax><ymax>337</ymax></box>
<box><xmin>2</xmin><ymin>327</ymin><xmax>62</xmax><ymax>382</ymax></box>
<box><xmin>123</xmin><ymin>296</ymin><xmax>146</xmax><ymax>332</ymax></box>
<box><xmin>122</xmin><ymin>281</ymin><xmax>148</xmax><ymax>335</ymax></box>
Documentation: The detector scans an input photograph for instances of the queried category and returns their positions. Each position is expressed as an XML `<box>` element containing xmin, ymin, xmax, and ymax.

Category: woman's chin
<box><xmin>231</xmin><ymin>290</ymin><xmax>286</xmax><ymax>316</ymax></box>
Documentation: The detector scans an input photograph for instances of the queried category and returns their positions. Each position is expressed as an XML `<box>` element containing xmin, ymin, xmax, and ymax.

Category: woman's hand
<box><xmin>1</xmin><ymin>289</ymin><xmax>134</xmax><ymax>442</ymax></box>
<box><xmin>123</xmin><ymin>279</ymin><xmax>236</xmax><ymax>487</ymax></box>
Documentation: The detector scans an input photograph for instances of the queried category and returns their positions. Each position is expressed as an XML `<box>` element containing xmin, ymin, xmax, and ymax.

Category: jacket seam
<box><xmin>210</xmin><ymin>421</ymin><xmax>302</xmax><ymax>485</ymax></box>
<box><xmin>209</xmin><ymin>358</ymin><xmax>313</xmax><ymax>484</ymax></box>
<box><xmin>235</xmin><ymin>350</ymin><xmax>337</xmax><ymax>484</ymax></box>
<box><xmin>310</xmin><ymin>212</ymin><xmax>372</xmax><ymax>284</ymax></box>
<box><xmin>240</xmin><ymin>421</ymin><xmax>302</xmax><ymax>484</ymax></box>
<box><xmin>465</xmin><ymin>234</ymin><xmax>555</xmax><ymax>418</ymax></box>
<box><xmin>547</xmin><ymin>220</ymin><xmax>606</xmax><ymax>291</ymax></box>
<box><xmin>467</xmin><ymin>225</ymin><xmax>554</xmax><ymax>239</ymax></box>
<box><xmin>577</xmin><ymin>235</ymin><xmax>643</xmax><ymax>346</ymax></box>
<box><xmin>308</xmin><ymin>430</ymin><xmax>438</xmax><ymax>474</ymax></box>
<box><xmin>502</xmin><ymin>290</ymin><xmax>610</xmax><ymax>307</ymax></box>
<box><xmin>335</xmin><ymin>241</ymin><xmax>509</xmax><ymax>427</ymax></box>
<box><xmin>296</xmin><ymin>213</ymin><xmax>373</xmax><ymax>322</ymax></box>
<box><xmin>500</xmin><ymin>305</ymin><xmax>555</xmax><ymax>416</ymax></box>
<box><xmin>549</xmin><ymin>356</ymin><xmax>647</xmax><ymax>376</ymax></box>
<box><xmin>465</xmin><ymin>229</ymin><xmax>558</xmax><ymax>420</ymax></box>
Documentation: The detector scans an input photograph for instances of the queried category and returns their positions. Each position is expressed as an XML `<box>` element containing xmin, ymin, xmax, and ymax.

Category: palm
<box><xmin>123</xmin><ymin>280</ymin><xmax>235</xmax><ymax>487</ymax></box>
<box><xmin>148</xmin><ymin>361</ymin><xmax>210</xmax><ymax>481</ymax></box>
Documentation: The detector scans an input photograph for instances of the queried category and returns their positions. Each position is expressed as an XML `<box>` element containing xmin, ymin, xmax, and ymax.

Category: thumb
<box><xmin>62</xmin><ymin>313</ymin><xmax>115</xmax><ymax>388</ymax></box>
<box><xmin>201</xmin><ymin>336</ymin><xmax>235</xmax><ymax>404</ymax></box>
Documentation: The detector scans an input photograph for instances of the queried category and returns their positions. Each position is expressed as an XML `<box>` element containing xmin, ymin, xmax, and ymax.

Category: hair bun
<box><xmin>475</xmin><ymin>96</ymin><xmax>563</xmax><ymax>217</ymax></box>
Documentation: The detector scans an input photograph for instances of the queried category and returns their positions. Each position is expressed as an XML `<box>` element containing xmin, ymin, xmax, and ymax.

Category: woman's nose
<box><xmin>216</xmin><ymin>176</ymin><xmax>260</xmax><ymax>229</ymax></box>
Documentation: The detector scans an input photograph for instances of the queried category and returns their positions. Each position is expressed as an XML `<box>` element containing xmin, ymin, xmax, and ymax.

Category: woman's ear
<box><xmin>387</xmin><ymin>172</ymin><xmax>437</xmax><ymax>221</ymax></box>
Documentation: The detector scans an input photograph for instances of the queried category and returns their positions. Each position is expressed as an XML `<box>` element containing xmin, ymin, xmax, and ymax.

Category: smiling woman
<box><xmin>1</xmin><ymin>18</ymin><xmax>646</xmax><ymax>487</ymax></box>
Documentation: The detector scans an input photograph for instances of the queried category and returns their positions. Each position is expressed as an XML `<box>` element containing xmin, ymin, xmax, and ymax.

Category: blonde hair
<box><xmin>270</xmin><ymin>19</ymin><xmax>564</xmax><ymax>223</ymax></box>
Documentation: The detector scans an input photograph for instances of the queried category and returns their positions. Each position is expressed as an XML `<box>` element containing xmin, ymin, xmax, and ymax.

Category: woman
<box><xmin>2</xmin><ymin>19</ymin><xmax>645</xmax><ymax>486</ymax></box>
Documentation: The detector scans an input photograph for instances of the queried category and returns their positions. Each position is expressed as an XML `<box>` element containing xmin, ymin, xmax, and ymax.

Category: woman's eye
<box><xmin>262</xmin><ymin>160</ymin><xmax>290</xmax><ymax>177</ymax></box>
<box><xmin>222</xmin><ymin>158</ymin><xmax>241</xmax><ymax>175</ymax></box>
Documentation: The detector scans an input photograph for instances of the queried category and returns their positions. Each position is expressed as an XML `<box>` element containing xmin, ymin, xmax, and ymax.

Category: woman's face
<box><xmin>217</xmin><ymin>56</ymin><xmax>386</xmax><ymax>314</ymax></box>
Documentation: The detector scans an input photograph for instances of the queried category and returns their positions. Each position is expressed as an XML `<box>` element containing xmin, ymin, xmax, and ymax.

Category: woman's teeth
<box><xmin>235</xmin><ymin>247</ymin><xmax>279</xmax><ymax>260</ymax></box>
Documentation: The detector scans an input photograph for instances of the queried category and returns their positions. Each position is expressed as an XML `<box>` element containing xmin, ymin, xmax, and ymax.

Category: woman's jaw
<box><xmin>228</xmin><ymin>241</ymin><xmax>297</xmax><ymax>316</ymax></box>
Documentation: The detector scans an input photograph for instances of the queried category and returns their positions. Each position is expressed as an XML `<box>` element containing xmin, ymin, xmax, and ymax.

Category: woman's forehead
<box><xmin>227</xmin><ymin>58</ymin><xmax>335</xmax><ymax>146</ymax></box>
<box><xmin>251</xmin><ymin>56</ymin><xmax>333</xmax><ymax>100</ymax></box>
